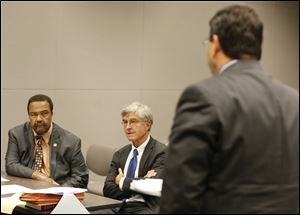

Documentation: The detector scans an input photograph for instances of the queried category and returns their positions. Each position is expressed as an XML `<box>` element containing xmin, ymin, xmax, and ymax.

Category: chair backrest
<box><xmin>86</xmin><ymin>144</ymin><xmax>117</xmax><ymax>176</ymax></box>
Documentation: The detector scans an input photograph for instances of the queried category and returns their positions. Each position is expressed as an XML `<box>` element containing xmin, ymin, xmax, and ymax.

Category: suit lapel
<box><xmin>120</xmin><ymin>146</ymin><xmax>131</xmax><ymax>170</ymax></box>
<box><xmin>138</xmin><ymin>137</ymin><xmax>155</xmax><ymax>176</ymax></box>
<box><xmin>50</xmin><ymin>123</ymin><xmax>60</xmax><ymax>178</ymax></box>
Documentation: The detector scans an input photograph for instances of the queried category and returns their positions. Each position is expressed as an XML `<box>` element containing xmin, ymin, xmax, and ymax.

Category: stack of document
<box><xmin>20</xmin><ymin>187</ymin><xmax>87</xmax><ymax>211</ymax></box>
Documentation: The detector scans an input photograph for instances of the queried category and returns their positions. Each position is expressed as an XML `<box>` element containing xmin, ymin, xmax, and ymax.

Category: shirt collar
<box><xmin>219</xmin><ymin>59</ymin><xmax>238</xmax><ymax>75</ymax></box>
<box><xmin>131</xmin><ymin>135</ymin><xmax>150</xmax><ymax>154</ymax></box>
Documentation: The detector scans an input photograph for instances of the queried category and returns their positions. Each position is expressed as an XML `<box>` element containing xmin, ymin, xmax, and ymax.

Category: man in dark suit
<box><xmin>103</xmin><ymin>102</ymin><xmax>166</xmax><ymax>214</ymax></box>
<box><xmin>160</xmin><ymin>5</ymin><xmax>299</xmax><ymax>214</ymax></box>
<box><xmin>5</xmin><ymin>94</ymin><xmax>88</xmax><ymax>188</ymax></box>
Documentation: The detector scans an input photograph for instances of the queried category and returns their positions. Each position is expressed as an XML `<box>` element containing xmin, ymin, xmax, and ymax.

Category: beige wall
<box><xmin>1</xmin><ymin>1</ymin><xmax>299</xmax><ymax>171</ymax></box>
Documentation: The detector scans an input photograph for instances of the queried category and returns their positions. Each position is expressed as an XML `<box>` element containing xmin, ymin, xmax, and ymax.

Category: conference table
<box><xmin>1</xmin><ymin>172</ymin><xmax>122</xmax><ymax>214</ymax></box>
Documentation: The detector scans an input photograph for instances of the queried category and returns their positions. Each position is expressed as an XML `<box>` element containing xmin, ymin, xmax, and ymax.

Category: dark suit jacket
<box><xmin>5</xmin><ymin>122</ymin><xmax>89</xmax><ymax>188</ymax></box>
<box><xmin>103</xmin><ymin>136</ymin><xmax>166</xmax><ymax>212</ymax></box>
<box><xmin>160</xmin><ymin>61</ymin><xmax>299</xmax><ymax>213</ymax></box>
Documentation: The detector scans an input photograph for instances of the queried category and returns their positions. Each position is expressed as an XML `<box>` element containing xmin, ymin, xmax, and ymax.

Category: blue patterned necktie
<box><xmin>126</xmin><ymin>149</ymin><xmax>138</xmax><ymax>178</ymax></box>
<box><xmin>32</xmin><ymin>135</ymin><xmax>43</xmax><ymax>172</ymax></box>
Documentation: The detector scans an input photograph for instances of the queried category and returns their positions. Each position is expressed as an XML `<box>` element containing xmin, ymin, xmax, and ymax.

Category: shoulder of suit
<box><xmin>149</xmin><ymin>137</ymin><xmax>167</xmax><ymax>149</ymax></box>
<box><xmin>116</xmin><ymin>144</ymin><xmax>132</xmax><ymax>153</ymax></box>
<box><xmin>52</xmin><ymin>122</ymin><xmax>80</xmax><ymax>141</ymax></box>
<box><xmin>9</xmin><ymin>122</ymin><xmax>30</xmax><ymax>133</ymax></box>
<box><xmin>185</xmin><ymin>60</ymin><xmax>252</xmax><ymax>92</ymax></box>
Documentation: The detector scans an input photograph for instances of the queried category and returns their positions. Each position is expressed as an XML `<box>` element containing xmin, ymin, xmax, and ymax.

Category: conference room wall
<box><xmin>1</xmin><ymin>1</ymin><xmax>299</xmax><ymax>172</ymax></box>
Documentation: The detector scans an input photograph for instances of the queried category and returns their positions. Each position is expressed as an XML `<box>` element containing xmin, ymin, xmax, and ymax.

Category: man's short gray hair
<box><xmin>121</xmin><ymin>101</ymin><xmax>153</xmax><ymax>125</ymax></box>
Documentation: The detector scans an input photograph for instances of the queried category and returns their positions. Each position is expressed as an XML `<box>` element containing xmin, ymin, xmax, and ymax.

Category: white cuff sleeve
<box><xmin>129</xmin><ymin>178</ymin><xmax>163</xmax><ymax>197</ymax></box>
<box><xmin>119</xmin><ymin>177</ymin><xmax>125</xmax><ymax>190</ymax></box>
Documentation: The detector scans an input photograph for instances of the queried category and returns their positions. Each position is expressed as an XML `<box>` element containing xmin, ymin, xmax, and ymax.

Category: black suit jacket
<box><xmin>5</xmin><ymin>122</ymin><xmax>89</xmax><ymax>188</ymax></box>
<box><xmin>160</xmin><ymin>61</ymin><xmax>299</xmax><ymax>213</ymax></box>
<box><xmin>103</xmin><ymin>136</ymin><xmax>166</xmax><ymax>212</ymax></box>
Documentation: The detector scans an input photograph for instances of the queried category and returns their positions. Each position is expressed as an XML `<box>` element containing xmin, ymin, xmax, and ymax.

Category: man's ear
<box><xmin>146</xmin><ymin>122</ymin><xmax>152</xmax><ymax>132</ymax></box>
<box><xmin>211</xmin><ymin>34</ymin><xmax>222</xmax><ymax>57</ymax></box>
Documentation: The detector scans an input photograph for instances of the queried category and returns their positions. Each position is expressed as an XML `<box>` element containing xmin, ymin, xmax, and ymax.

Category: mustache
<box><xmin>34</xmin><ymin>122</ymin><xmax>46</xmax><ymax>127</ymax></box>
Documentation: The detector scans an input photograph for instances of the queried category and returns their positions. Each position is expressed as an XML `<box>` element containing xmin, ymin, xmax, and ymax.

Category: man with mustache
<box><xmin>5</xmin><ymin>94</ymin><xmax>88</xmax><ymax>188</ymax></box>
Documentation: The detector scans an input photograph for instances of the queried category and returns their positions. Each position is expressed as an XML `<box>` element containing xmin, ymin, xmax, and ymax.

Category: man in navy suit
<box><xmin>103</xmin><ymin>102</ymin><xmax>166</xmax><ymax>214</ymax></box>
<box><xmin>160</xmin><ymin>5</ymin><xmax>299</xmax><ymax>213</ymax></box>
<box><xmin>5</xmin><ymin>94</ymin><xmax>88</xmax><ymax>188</ymax></box>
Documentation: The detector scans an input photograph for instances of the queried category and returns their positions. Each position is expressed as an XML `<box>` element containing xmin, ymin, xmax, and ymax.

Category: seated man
<box><xmin>103</xmin><ymin>101</ymin><xmax>167</xmax><ymax>214</ymax></box>
<box><xmin>5</xmin><ymin>94</ymin><xmax>88</xmax><ymax>188</ymax></box>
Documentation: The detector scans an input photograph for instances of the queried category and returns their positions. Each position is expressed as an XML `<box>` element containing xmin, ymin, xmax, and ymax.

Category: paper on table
<box><xmin>24</xmin><ymin>187</ymin><xmax>87</xmax><ymax>195</ymax></box>
<box><xmin>130</xmin><ymin>178</ymin><xmax>163</xmax><ymax>197</ymax></box>
<box><xmin>50</xmin><ymin>193</ymin><xmax>89</xmax><ymax>214</ymax></box>
<box><xmin>1</xmin><ymin>193</ymin><xmax>26</xmax><ymax>214</ymax></box>
<box><xmin>1</xmin><ymin>184</ymin><xmax>33</xmax><ymax>195</ymax></box>
<box><xmin>1</xmin><ymin>177</ymin><xmax>9</xmax><ymax>182</ymax></box>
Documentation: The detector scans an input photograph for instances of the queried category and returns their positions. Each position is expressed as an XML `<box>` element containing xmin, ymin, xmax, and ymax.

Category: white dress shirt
<box><xmin>119</xmin><ymin>135</ymin><xmax>150</xmax><ymax>202</ymax></box>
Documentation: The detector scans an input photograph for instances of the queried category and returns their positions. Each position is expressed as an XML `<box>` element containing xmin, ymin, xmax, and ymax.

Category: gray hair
<box><xmin>121</xmin><ymin>101</ymin><xmax>153</xmax><ymax>125</ymax></box>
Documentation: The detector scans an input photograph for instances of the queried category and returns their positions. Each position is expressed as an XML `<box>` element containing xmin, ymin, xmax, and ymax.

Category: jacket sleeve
<box><xmin>5</xmin><ymin>129</ymin><xmax>34</xmax><ymax>179</ymax></box>
<box><xmin>103</xmin><ymin>151</ymin><xmax>130</xmax><ymax>200</ymax></box>
<box><xmin>160</xmin><ymin>85</ymin><xmax>219</xmax><ymax>213</ymax></box>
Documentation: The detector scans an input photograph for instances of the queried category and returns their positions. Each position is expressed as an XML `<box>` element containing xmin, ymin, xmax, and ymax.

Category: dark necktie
<box><xmin>32</xmin><ymin>135</ymin><xmax>43</xmax><ymax>172</ymax></box>
<box><xmin>126</xmin><ymin>149</ymin><xmax>138</xmax><ymax>178</ymax></box>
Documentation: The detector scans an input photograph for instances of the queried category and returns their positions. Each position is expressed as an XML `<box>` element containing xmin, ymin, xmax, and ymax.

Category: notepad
<box><xmin>1</xmin><ymin>184</ymin><xmax>33</xmax><ymax>195</ymax></box>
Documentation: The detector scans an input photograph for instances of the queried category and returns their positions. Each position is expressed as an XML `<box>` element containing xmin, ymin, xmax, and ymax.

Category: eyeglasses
<box><xmin>202</xmin><ymin>35</ymin><xmax>212</xmax><ymax>47</ymax></box>
<box><xmin>202</xmin><ymin>39</ymin><xmax>210</xmax><ymax>47</ymax></box>
<box><xmin>29</xmin><ymin>110</ymin><xmax>50</xmax><ymax>119</ymax></box>
<box><xmin>121</xmin><ymin>119</ymin><xmax>146</xmax><ymax>127</ymax></box>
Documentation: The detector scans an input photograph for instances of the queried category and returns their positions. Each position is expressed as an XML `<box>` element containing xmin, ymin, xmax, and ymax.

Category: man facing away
<box><xmin>160</xmin><ymin>5</ymin><xmax>299</xmax><ymax>214</ymax></box>
<box><xmin>5</xmin><ymin>94</ymin><xmax>89</xmax><ymax>188</ymax></box>
<box><xmin>103</xmin><ymin>101</ymin><xmax>166</xmax><ymax>214</ymax></box>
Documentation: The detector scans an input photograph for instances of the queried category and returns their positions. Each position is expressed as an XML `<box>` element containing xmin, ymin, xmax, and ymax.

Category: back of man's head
<box><xmin>209</xmin><ymin>5</ymin><xmax>263</xmax><ymax>60</ymax></box>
